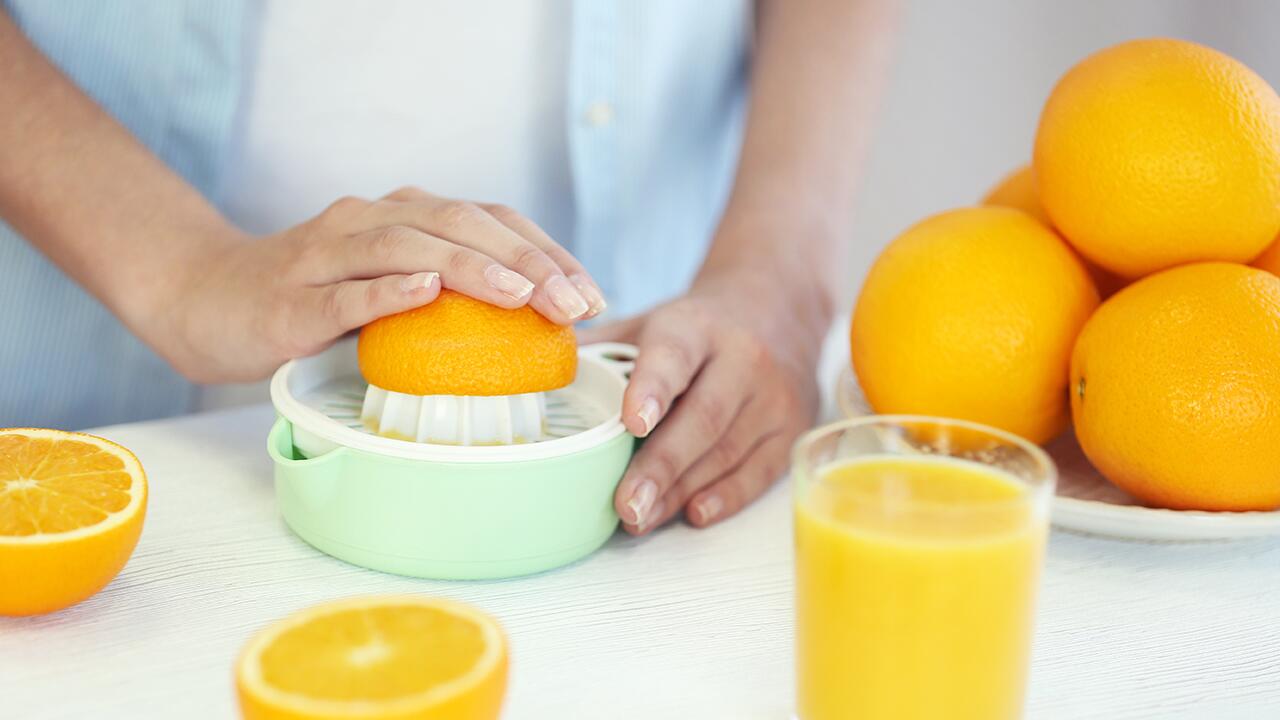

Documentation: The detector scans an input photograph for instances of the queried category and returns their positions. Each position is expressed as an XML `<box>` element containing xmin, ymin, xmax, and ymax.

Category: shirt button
<box><xmin>583</xmin><ymin>101</ymin><xmax>615</xmax><ymax>127</ymax></box>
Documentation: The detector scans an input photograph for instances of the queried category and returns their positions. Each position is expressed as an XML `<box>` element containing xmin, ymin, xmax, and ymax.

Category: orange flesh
<box><xmin>259</xmin><ymin>605</ymin><xmax>489</xmax><ymax>702</ymax></box>
<box><xmin>0</xmin><ymin>435</ymin><xmax>133</xmax><ymax>536</ymax></box>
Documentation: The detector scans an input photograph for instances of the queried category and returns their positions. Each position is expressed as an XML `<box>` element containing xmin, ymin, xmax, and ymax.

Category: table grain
<box><xmin>4</xmin><ymin>401</ymin><xmax>1278</xmax><ymax>718</ymax></box>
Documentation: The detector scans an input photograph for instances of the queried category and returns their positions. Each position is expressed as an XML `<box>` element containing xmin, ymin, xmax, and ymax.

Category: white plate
<box><xmin>832</xmin><ymin>364</ymin><xmax>1280</xmax><ymax>541</ymax></box>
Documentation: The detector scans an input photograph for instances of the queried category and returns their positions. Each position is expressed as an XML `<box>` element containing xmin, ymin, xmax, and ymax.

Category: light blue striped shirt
<box><xmin>0</xmin><ymin>1</ymin><xmax>749</xmax><ymax>429</ymax></box>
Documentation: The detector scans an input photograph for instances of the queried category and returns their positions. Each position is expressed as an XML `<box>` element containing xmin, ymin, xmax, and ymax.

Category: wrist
<box><xmin>694</xmin><ymin>226</ymin><xmax>839</xmax><ymax>331</ymax></box>
<box><xmin>128</xmin><ymin>218</ymin><xmax>250</xmax><ymax>380</ymax></box>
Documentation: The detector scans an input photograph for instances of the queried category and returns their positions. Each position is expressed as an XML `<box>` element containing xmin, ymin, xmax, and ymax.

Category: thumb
<box><xmin>302</xmin><ymin>272</ymin><xmax>441</xmax><ymax>345</ymax></box>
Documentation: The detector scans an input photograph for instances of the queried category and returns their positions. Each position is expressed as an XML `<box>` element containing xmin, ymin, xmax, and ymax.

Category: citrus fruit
<box><xmin>851</xmin><ymin>207</ymin><xmax>1099</xmax><ymax>444</ymax></box>
<box><xmin>981</xmin><ymin>164</ymin><xmax>1128</xmax><ymax>298</ymax></box>
<box><xmin>1071</xmin><ymin>262</ymin><xmax>1280</xmax><ymax>511</ymax></box>
<box><xmin>359</xmin><ymin>289</ymin><xmax>576</xmax><ymax>396</ymax></box>
<box><xmin>1253</xmin><ymin>235</ymin><xmax>1280</xmax><ymax>276</ymax></box>
<box><xmin>981</xmin><ymin>165</ymin><xmax>1051</xmax><ymax>226</ymax></box>
<box><xmin>1034</xmin><ymin>38</ymin><xmax>1280</xmax><ymax>279</ymax></box>
<box><xmin>0</xmin><ymin>428</ymin><xmax>147</xmax><ymax>616</ymax></box>
<box><xmin>236</xmin><ymin>595</ymin><xmax>508</xmax><ymax>720</ymax></box>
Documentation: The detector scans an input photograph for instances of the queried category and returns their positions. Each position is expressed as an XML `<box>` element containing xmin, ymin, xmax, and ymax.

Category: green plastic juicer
<box><xmin>267</xmin><ymin>340</ymin><xmax>637</xmax><ymax>580</ymax></box>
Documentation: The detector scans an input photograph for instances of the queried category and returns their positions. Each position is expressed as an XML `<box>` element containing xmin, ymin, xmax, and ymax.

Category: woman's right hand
<box><xmin>155</xmin><ymin>186</ymin><xmax>606</xmax><ymax>382</ymax></box>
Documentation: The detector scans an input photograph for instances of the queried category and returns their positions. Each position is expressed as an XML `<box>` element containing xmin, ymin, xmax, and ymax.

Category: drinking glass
<box><xmin>793</xmin><ymin>415</ymin><xmax>1055</xmax><ymax>720</ymax></box>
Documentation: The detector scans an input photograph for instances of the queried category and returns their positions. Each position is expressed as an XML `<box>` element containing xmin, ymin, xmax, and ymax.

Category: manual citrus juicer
<box><xmin>268</xmin><ymin>291</ymin><xmax>637</xmax><ymax>579</ymax></box>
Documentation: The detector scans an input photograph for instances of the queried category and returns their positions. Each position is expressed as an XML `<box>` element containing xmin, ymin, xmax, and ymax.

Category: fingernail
<box><xmin>695</xmin><ymin>494</ymin><xmax>724</xmax><ymax>525</ymax></box>
<box><xmin>638</xmin><ymin>499</ymin><xmax>666</xmax><ymax>533</ymax></box>
<box><xmin>485</xmin><ymin>264</ymin><xmax>534</xmax><ymax>300</ymax></box>
<box><xmin>400</xmin><ymin>271</ymin><xmax>438</xmax><ymax>293</ymax></box>
<box><xmin>635</xmin><ymin>397</ymin><xmax>660</xmax><ymax>436</ymax></box>
<box><xmin>626</xmin><ymin>479</ymin><xmax>658</xmax><ymax>525</ymax></box>
<box><xmin>570</xmin><ymin>273</ymin><xmax>608</xmax><ymax>316</ymax></box>
<box><xmin>546</xmin><ymin>275</ymin><xmax>589</xmax><ymax>320</ymax></box>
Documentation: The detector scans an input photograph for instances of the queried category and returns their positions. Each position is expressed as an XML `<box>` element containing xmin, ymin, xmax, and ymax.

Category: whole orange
<box><xmin>851</xmin><ymin>207</ymin><xmax>1099</xmax><ymax>444</ymax></box>
<box><xmin>1071</xmin><ymin>262</ymin><xmax>1280</xmax><ymax>510</ymax></box>
<box><xmin>1034</xmin><ymin>38</ymin><xmax>1280</xmax><ymax>279</ymax></box>
<box><xmin>358</xmin><ymin>290</ymin><xmax>576</xmax><ymax>396</ymax></box>
<box><xmin>981</xmin><ymin>165</ymin><xmax>1051</xmax><ymax>226</ymax></box>
<box><xmin>981</xmin><ymin>165</ymin><xmax>1128</xmax><ymax>298</ymax></box>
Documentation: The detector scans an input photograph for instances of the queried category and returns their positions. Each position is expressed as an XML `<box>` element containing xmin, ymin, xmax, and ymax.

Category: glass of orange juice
<box><xmin>793</xmin><ymin>415</ymin><xmax>1055</xmax><ymax>720</ymax></box>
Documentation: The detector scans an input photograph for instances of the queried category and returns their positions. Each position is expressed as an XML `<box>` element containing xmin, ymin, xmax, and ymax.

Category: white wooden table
<box><xmin>4</xmin><ymin>403</ymin><xmax>1280</xmax><ymax>719</ymax></box>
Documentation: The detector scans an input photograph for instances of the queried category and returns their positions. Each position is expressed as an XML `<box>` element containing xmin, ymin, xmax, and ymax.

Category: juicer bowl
<box><xmin>268</xmin><ymin>340</ymin><xmax>637</xmax><ymax>579</ymax></box>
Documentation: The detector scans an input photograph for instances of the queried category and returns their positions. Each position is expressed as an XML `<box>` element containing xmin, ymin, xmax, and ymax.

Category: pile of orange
<box><xmin>852</xmin><ymin>38</ymin><xmax>1280</xmax><ymax>511</ymax></box>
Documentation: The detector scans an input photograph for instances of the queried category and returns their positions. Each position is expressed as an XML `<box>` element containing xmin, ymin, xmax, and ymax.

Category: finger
<box><xmin>332</xmin><ymin>226</ymin><xmax>535</xmax><ymax>309</ymax></box>
<box><xmin>352</xmin><ymin>194</ymin><xmax>591</xmax><ymax>324</ymax></box>
<box><xmin>618</xmin><ymin>397</ymin><xmax>793</xmax><ymax>536</ymax></box>
<box><xmin>620</xmin><ymin>404</ymin><xmax>780</xmax><ymax>536</ymax></box>
<box><xmin>656</xmin><ymin>397</ymin><xmax>784</xmax><ymax>517</ymax></box>
<box><xmin>312</xmin><ymin>195</ymin><xmax>375</xmax><ymax>229</ymax></box>
<box><xmin>301</xmin><ymin>271</ymin><xmax>441</xmax><ymax>341</ymax></box>
<box><xmin>477</xmin><ymin>202</ymin><xmax>607</xmax><ymax>318</ymax></box>
<box><xmin>686</xmin><ymin>432</ymin><xmax>793</xmax><ymax>528</ymax></box>
<box><xmin>621</xmin><ymin>496</ymin><xmax>668</xmax><ymax>537</ymax></box>
<box><xmin>576</xmin><ymin>313</ymin><xmax>646</xmax><ymax>345</ymax></box>
<box><xmin>383</xmin><ymin>186</ymin><xmax>431</xmax><ymax>202</ymax></box>
<box><xmin>613</xmin><ymin>352</ymin><xmax>752</xmax><ymax>527</ymax></box>
<box><xmin>620</xmin><ymin>315</ymin><xmax>712</xmax><ymax>438</ymax></box>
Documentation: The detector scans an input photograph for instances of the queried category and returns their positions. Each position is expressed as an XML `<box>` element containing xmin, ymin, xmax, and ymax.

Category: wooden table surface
<box><xmin>4</xmin><ymin>351</ymin><xmax>1279</xmax><ymax>718</ymax></box>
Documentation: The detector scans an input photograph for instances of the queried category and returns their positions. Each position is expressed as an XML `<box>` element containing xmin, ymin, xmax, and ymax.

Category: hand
<box><xmin>154</xmin><ymin>187</ymin><xmax>607</xmax><ymax>382</ymax></box>
<box><xmin>582</xmin><ymin>266</ymin><xmax>829</xmax><ymax>534</ymax></box>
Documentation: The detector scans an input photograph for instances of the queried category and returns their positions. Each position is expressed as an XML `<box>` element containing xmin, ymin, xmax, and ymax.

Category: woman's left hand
<box><xmin>581</xmin><ymin>266</ymin><xmax>830</xmax><ymax>534</ymax></box>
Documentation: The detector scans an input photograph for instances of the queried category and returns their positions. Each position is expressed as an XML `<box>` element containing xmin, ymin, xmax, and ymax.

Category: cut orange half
<box><xmin>236</xmin><ymin>596</ymin><xmax>508</xmax><ymax>720</ymax></box>
<box><xmin>0</xmin><ymin>428</ymin><xmax>148</xmax><ymax>616</ymax></box>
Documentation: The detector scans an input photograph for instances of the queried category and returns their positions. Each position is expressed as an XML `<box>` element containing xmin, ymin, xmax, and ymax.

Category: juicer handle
<box><xmin>580</xmin><ymin>342</ymin><xmax>637</xmax><ymax>380</ymax></box>
<box><xmin>267</xmin><ymin>416</ymin><xmax>347</xmax><ymax>467</ymax></box>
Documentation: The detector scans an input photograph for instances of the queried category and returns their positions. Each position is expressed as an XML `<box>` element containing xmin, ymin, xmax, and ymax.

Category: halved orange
<box><xmin>0</xmin><ymin>428</ymin><xmax>147</xmax><ymax>615</ymax></box>
<box><xmin>359</xmin><ymin>289</ymin><xmax>577</xmax><ymax>397</ymax></box>
<box><xmin>236</xmin><ymin>596</ymin><xmax>508</xmax><ymax>720</ymax></box>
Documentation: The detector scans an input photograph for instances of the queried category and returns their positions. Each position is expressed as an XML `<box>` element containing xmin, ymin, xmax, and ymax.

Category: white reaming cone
<box><xmin>361</xmin><ymin>384</ymin><xmax>547</xmax><ymax>445</ymax></box>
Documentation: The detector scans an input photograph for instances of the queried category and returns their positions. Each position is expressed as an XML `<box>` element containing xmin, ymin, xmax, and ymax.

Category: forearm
<box><xmin>0</xmin><ymin>12</ymin><xmax>243</xmax><ymax>342</ymax></box>
<box><xmin>698</xmin><ymin>0</ymin><xmax>899</xmax><ymax>319</ymax></box>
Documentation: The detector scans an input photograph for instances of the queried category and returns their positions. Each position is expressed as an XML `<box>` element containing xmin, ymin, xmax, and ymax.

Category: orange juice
<box><xmin>795</xmin><ymin>455</ymin><xmax>1048</xmax><ymax>720</ymax></box>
